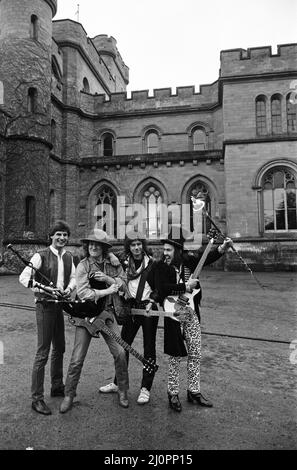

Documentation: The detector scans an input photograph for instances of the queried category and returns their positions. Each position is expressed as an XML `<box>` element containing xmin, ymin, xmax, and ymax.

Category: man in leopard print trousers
<box><xmin>153</xmin><ymin>225</ymin><xmax>233</xmax><ymax>412</ymax></box>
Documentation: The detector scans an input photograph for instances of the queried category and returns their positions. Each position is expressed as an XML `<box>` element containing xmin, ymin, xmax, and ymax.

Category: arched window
<box><xmin>28</xmin><ymin>87</ymin><xmax>37</xmax><ymax>113</ymax></box>
<box><xmin>262</xmin><ymin>167</ymin><xmax>297</xmax><ymax>231</ymax></box>
<box><xmin>145</xmin><ymin>131</ymin><xmax>159</xmax><ymax>154</ymax></box>
<box><xmin>271</xmin><ymin>95</ymin><xmax>282</xmax><ymax>134</ymax></box>
<box><xmin>188</xmin><ymin>183</ymin><xmax>211</xmax><ymax>234</ymax></box>
<box><xmin>82</xmin><ymin>77</ymin><xmax>90</xmax><ymax>93</ymax></box>
<box><xmin>255</xmin><ymin>96</ymin><xmax>267</xmax><ymax>135</ymax></box>
<box><xmin>49</xmin><ymin>190</ymin><xmax>56</xmax><ymax>226</ymax></box>
<box><xmin>141</xmin><ymin>185</ymin><xmax>163</xmax><ymax>238</ymax></box>
<box><xmin>192</xmin><ymin>128</ymin><xmax>207</xmax><ymax>150</ymax></box>
<box><xmin>102</xmin><ymin>133</ymin><xmax>114</xmax><ymax>157</ymax></box>
<box><xmin>286</xmin><ymin>94</ymin><xmax>297</xmax><ymax>133</ymax></box>
<box><xmin>0</xmin><ymin>81</ymin><xmax>3</xmax><ymax>105</ymax></box>
<box><xmin>95</xmin><ymin>185</ymin><xmax>117</xmax><ymax>237</ymax></box>
<box><xmin>51</xmin><ymin>119</ymin><xmax>56</xmax><ymax>151</ymax></box>
<box><xmin>30</xmin><ymin>15</ymin><xmax>38</xmax><ymax>40</ymax></box>
<box><xmin>25</xmin><ymin>196</ymin><xmax>36</xmax><ymax>230</ymax></box>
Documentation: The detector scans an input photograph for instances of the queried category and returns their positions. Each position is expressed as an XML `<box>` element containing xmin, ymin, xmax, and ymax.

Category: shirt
<box><xmin>19</xmin><ymin>245</ymin><xmax>76</xmax><ymax>292</ymax></box>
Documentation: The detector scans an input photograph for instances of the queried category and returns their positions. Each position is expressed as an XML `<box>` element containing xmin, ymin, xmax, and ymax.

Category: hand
<box><xmin>219</xmin><ymin>237</ymin><xmax>234</xmax><ymax>253</ymax></box>
<box><xmin>186</xmin><ymin>278</ymin><xmax>198</xmax><ymax>292</ymax></box>
<box><xmin>145</xmin><ymin>301</ymin><xmax>154</xmax><ymax>313</ymax></box>
<box><xmin>93</xmin><ymin>271</ymin><xmax>108</xmax><ymax>283</ymax></box>
<box><xmin>107</xmin><ymin>283</ymin><xmax>119</xmax><ymax>295</ymax></box>
<box><xmin>108</xmin><ymin>252</ymin><xmax>120</xmax><ymax>267</ymax></box>
<box><xmin>61</xmin><ymin>288</ymin><xmax>72</xmax><ymax>300</ymax></box>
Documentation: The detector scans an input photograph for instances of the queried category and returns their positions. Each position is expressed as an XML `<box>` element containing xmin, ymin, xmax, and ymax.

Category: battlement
<box><xmin>88</xmin><ymin>82</ymin><xmax>219</xmax><ymax>114</ymax></box>
<box><xmin>220</xmin><ymin>43</ymin><xmax>297</xmax><ymax>77</ymax></box>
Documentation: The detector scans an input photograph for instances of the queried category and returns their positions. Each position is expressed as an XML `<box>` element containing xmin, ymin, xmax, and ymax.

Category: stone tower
<box><xmin>0</xmin><ymin>0</ymin><xmax>57</xmax><ymax>243</ymax></box>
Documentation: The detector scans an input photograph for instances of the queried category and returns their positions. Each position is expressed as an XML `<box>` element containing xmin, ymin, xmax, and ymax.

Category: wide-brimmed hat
<box><xmin>161</xmin><ymin>225</ymin><xmax>189</xmax><ymax>249</ymax></box>
<box><xmin>81</xmin><ymin>229</ymin><xmax>112</xmax><ymax>247</ymax></box>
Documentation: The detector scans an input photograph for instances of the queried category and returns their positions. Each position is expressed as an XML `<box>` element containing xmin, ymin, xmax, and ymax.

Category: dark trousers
<box><xmin>31</xmin><ymin>302</ymin><xmax>65</xmax><ymax>402</ymax></box>
<box><xmin>115</xmin><ymin>313</ymin><xmax>159</xmax><ymax>391</ymax></box>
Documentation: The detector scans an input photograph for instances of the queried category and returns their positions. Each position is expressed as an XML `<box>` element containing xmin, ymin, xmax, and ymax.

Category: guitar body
<box><xmin>163</xmin><ymin>233</ymin><xmax>217</xmax><ymax>321</ymax></box>
<box><xmin>164</xmin><ymin>287</ymin><xmax>200</xmax><ymax>312</ymax></box>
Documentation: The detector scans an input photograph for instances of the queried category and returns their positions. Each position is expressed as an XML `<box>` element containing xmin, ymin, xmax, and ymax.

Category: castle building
<box><xmin>0</xmin><ymin>0</ymin><xmax>297</xmax><ymax>271</ymax></box>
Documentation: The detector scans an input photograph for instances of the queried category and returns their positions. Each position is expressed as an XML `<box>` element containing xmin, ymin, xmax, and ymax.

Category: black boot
<box><xmin>168</xmin><ymin>393</ymin><xmax>182</xmax><ymax>412</ymax></box>
<box><xmin>187</xmin><ymin>390</ymin><xmax>213</xmax><ymax>407</ymax></box>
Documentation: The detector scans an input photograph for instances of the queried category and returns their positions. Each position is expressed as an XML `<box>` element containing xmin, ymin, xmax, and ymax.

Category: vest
<box><xmin>34</xmin><ymin>247</ymin><xmax>73</xmax><ymax>299</ymax></box>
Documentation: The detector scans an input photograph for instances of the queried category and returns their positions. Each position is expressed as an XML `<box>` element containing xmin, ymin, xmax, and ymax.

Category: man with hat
<box><xmin>59</xmin><ymin>229</ymin><xmax>129</xmax><ymax>413</ymax></box>
<box><xmin>99</xmin><ymin>231</ymin><xmax>158</xmax><ymax>405</ymax></box>
<box><xmin>153</xmin><ymin>224</ymin><xmax>233</xmax><ymax>412</ymax></box>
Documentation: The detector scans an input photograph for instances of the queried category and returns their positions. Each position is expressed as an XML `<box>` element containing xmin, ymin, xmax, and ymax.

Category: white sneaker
<box><xmin>99</xmin><ymin>382</ymin><xmax>118</xmax><ymax>393</ymax></box>
<box><xmin>137</xmin><ymin>387</ymin><xmax>150</xmax><ymax>405</ymax></box>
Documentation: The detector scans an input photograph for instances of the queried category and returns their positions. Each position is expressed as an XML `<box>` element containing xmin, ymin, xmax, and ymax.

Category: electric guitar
<box><xmin>163</xmin><ymin>228</ymin><xmax>219</xmax><ymax>321</ymax></box>
<box><xmin>67</xmin><ymin>310</ymin><xmax>159</xmax><ymax>375</ymax></box>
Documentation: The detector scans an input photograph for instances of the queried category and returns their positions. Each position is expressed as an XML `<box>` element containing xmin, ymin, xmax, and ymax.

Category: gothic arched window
<box><xmin>262</xmin><ymin>167</ymin><xmax>297</xmax><ymax>231</ymax></box>
<box><xmin>141</xmin><ymin>185</ymin><xmax>163</xmax><ymax>238</ymax></box>
<box><xmin>255</xmin><ymin>95</ymin><xmax>267</xmax><ymax>135</ymax></box>
<box><xmin>188</xmin><ymin>183</ymin><xmax>211</xmax><ymax>234</ymax></box>
<box><xmin>271</xmin><ymin>94</ymin><xmax>282</xmax><ymax>134</ymax></box>
<box><xmin>95</xmin><ymin>185</ymin><xmax>117</xmax><ymax>237</ymax></box>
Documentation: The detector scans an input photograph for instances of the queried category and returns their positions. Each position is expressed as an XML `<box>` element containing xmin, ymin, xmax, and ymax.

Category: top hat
<box><xmin>161</xmin><ymin>225</ymin><xmax>189</xmax><ymax>249</ymax></box>
<box><xmin>81</xmin><ymin>229</ymin><xmax>112</xmax><ymax>247</ymax></box>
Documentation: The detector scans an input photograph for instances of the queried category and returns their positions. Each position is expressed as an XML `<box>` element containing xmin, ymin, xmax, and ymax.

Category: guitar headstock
<box><xmin>143</xmin><ymin>357</ymin><xmax>159</xmax><ymax>375</ymax></box>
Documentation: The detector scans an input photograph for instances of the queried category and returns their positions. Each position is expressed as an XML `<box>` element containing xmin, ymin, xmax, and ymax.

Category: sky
<box><xmin>54</xmin><ymin>0</ymin><xmax>297</xmax><ymax>95</ymax></box>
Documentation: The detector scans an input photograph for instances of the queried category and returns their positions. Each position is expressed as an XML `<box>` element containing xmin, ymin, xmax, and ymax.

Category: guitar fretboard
<box><xmin>98</xmin><ymin>322</ymin><xmax>156</xmax><ymax>372</ymax></box>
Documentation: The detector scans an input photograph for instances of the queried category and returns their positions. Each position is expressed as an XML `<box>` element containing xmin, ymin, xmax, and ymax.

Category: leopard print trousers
<box><xmin>167</xmin><ymin>313</ymin><xmax>201</xmax><ymax>395</ymax></box>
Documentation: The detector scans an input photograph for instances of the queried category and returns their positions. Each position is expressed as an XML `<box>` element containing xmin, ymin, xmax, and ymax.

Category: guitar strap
<box><xmin>135</xmin><ymin>259</ymin><xmax>153</xmax><ymax>303</ymax></box>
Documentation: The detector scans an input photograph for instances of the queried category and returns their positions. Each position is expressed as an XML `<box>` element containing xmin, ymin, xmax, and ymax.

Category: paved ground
<box><xmin>0</xmin><ymin>270</ymin><xmax>296</xmax><ymax>450</ymax></box>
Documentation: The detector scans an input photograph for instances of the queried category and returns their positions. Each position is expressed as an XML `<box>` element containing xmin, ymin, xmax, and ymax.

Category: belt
<box><xmin>129</xmin><ymin>299</ymin><xmax>150</xmax><ymax>309</ymax></box>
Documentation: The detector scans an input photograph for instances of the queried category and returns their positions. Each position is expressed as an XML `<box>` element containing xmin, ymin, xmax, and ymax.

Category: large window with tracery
<box><xmin>262</xmin><ymin>167</ymin><xmax>297</xmax><ymax>231</ymax></box>
<box><xmin>95</xmin><ymin>185</ymin><xmax>117</xmax><ymax>237</ymax></box>
<box><xmin>188</xmin><ymin>183</ymin><xmax>211</xmax><ymax>234</ymax></box>
<box><xmin>141</xmin><ymin>185</ymin><xmax>163</xmax><ymax>238</ymax></box>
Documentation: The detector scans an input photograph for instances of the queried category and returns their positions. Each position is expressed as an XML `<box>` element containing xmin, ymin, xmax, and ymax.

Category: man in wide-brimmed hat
<box><xmin>154</xmin><ymin>224</ymin><xmax>233</xmax><ymax>412</ymax></box>
<box><xmin>60</xmin><ymin>229</ymin><xmax>129</xmax><ymax>413</ymax></box>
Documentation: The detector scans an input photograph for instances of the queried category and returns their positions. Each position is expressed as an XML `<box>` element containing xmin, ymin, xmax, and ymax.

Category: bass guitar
<box><xmin>68</xmin><ymin>310</ymin><xmax>159</xmax><ymax>375</ymax></box>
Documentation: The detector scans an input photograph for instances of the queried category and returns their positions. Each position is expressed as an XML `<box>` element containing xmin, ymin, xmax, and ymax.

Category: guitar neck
<box><xmin>99</xmin><ymin>322</ymin><xmax>147</xmax><ymax>365</ymax></box>
<box><xmin>192</xmin><ymin>238</ymin><xmax>214</xmax><ymax>279</ymax></box>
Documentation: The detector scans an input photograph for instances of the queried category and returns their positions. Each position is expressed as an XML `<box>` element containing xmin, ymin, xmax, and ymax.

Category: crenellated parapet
<box><xmin>89</xmin><ymin>82</ymin><xmax>220</xmax><ymax>115</ymax></box>
<box><xmin>220</xmin><ymin>43</ymin><xmax>297</xmax><ymax>77</ymax></box>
